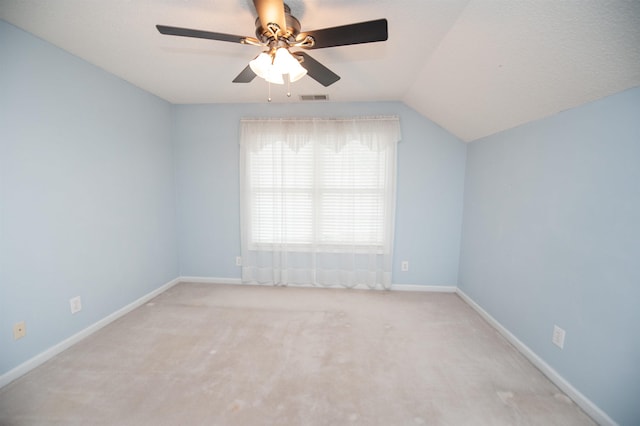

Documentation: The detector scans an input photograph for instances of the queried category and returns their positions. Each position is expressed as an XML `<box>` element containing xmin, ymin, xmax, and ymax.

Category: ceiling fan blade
<box><xmin>298</xmin><ymin>19</ymin><xmax>388</xmax><ymax>49</ymax></box>
<box><xmin>156</xmin><ymin>25</ymin><xmax>248</xmax><ymax>44</ymax></box>
<box><xmin>232</xmin><ymin>65</ymin><xmax>257</xmax><ymax>83</ymax></box>
<box><xmin>295</xmin><ymin>52</ymin><xmax>340</xmax><ymax>87</ymax></box>
<box><xmin>253</xmin><ymin>0</ymin><xmax>286</xmax><ymax>35</ymax></box>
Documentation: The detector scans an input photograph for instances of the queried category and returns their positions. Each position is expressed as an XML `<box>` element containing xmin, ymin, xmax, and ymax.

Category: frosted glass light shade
<box><xmin>274</xmin><ymin>48</ymin><xmax>307</xmax><ymax>82</ymax></box>
<box><xmin>264</xmin><ymin>68</ymin><xmax>284</xmax><ymax>85</ymax></box>
<box><xmin>288</xmin><ymin>59</ymin><xmax>307</xmax><ymax>82</ymax></box>
<box><xmin>273</xmin><ymin>48</ymin><xmax>292</xmax><ymax>73</ymax></box>
<box><xmin>249</xmin><ymin>52</ymin><xmax>272</xmax><ymax>79</ymax></box>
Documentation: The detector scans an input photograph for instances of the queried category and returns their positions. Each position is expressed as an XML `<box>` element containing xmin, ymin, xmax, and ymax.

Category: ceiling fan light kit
<box><xmin>156</xmin><ymin>0</ymin><xmax>388</xmax><ymax>100</ymax></box>
<box><xmin>249</xmin><ymin>47</ymin><xmax>307</xmax><ymax>85</ymax></box>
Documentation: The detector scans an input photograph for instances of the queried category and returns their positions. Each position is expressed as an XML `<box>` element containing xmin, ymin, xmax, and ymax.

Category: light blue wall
<box><xmin>0</xmin><ymin>21</ymin><xmax>179</xmax><ymax>375</ymax></box>
<box><xmin>172</xmin><ymin>102</ymin><xmax>467</xmax><ymax>285</ymax></box>
<box><xmin>458</xmin><ymin>87</ymin><xmax>640</xmax><ymax>425</ymax></box>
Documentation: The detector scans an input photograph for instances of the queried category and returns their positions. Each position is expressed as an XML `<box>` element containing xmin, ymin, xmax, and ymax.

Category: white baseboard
<box><xmin>392</xmin><ymin>284</ymin><xmax>456</xmax><ymax>292</ymax></box>
<box><xmin>0</xmin><ymin>277</ymin><xmax>181</xmax><ymax>389</ymax></box>
<box><xmin>178</xmin><ymin>276</ymin><xmax>242</xmax><ymax>285</ymax></box>
<box><xmin>456</xmin><ymin>288</ymin><xmax>616</xmax><ymax>426</ymax></box>
<box><xmin>179</xmin><ymin>277</ymin><xmax>456</xmax><ymax>293</ymax></box>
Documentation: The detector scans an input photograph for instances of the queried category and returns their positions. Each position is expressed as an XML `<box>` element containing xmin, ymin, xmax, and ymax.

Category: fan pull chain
<box><xmin>268</xmin><ymin>81</ymin><xmax>272</xmax><ymax>102</ymax></box>
<box><xmin>287</xmin><ymin>77</ymin><xmax>291</xmax><ymax>97</ymax></box>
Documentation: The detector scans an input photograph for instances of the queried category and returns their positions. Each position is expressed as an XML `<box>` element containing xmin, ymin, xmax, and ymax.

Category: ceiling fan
<box><xmin>156</xmin><ymin>0</ymin><xmax>388</xmax><ymax>87</ymax></box>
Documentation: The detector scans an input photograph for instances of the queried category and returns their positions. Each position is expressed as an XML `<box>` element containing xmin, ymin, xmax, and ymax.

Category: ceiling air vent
<box><xmin>299</xmin><ymin>94</ymin><xmax>329</xmax><ymax>101</ymax></box>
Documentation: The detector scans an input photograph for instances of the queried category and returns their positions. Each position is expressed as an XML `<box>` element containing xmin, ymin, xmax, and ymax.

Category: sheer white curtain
<box><xmin>239</xmin><ymin>116</ymin><xmax>400</xmax><ymax>289</ymax></box>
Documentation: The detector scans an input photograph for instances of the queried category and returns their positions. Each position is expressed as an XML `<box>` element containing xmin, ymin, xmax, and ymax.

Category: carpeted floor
<box><xmin>0</xmin><ymin>283</ymin><xmax>595</xmax><ymax>425</ymax></box>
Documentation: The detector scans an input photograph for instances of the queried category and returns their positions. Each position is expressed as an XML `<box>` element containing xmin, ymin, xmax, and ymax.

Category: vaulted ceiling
<box><xmin>1</xmin><ymin>0</ymin><xmax>639</xmax><ymax>141</ymax></box>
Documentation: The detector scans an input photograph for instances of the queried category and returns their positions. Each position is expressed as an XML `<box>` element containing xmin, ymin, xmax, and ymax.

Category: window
<box><xmin>248</xmin><ymin>139</ymin><xmax>389</xmax><ymax>249</ymax></box>
<box><xmin>239</xmin><ymin>116</ymin><xmax>400</xmax><ymax>288</ymax></box>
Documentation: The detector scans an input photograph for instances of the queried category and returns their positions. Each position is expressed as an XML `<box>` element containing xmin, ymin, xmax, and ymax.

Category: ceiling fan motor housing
<box><xmin>254</xmin><ymin>3</ymin><xmax>301</xmax><ymax>42</ymax></box>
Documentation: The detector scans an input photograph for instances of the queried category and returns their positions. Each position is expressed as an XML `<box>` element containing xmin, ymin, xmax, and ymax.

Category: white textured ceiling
<box><xmin>1</xmin><ymin>0</ymin><xmax>639</xmax><ymax>141</ymax></box>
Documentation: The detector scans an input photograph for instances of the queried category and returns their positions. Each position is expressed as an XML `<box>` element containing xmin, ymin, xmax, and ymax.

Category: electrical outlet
<box><xmin>70</xmin><ymin>296</ymin><xmax>82</xmax><ymax>314</ymax></box>
<box><xmin>552</xmin><ymin>325</ymin><xmax>566</xmax><ymax>349</ymax></box>
<box><xmin>13</xmin><ymin>321</ymin><xmax>26</xmax><ymax>340</ymax></box>
<box><xmin>401</xmin><ymin>261</ymin><xmax>409</xmax><ymax>272</ymax></box>
<box><xmin>235</xmin><ymin>256</ymin><xmax>242</xmax><ymax>266</ymax></box>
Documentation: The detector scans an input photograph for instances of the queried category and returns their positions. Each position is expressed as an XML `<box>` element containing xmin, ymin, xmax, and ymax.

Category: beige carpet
<box><xmin>0</xmin><ymin>283</ymin><xmax>594</xmax><ymax>425</ymax></box>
